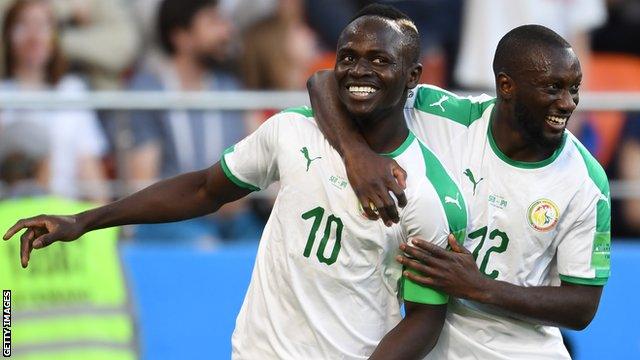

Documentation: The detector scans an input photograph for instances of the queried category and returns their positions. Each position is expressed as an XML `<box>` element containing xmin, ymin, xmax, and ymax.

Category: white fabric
<box><xmin>455</xmin><ymin>0</ymin><xmax>607</xmax><ymax>90</ymax></box>
<box><xmin>0</xmin><ymin>75</ymin><xmax>107</xmax><ymax>199</ymax></box>
<box><xmin>224</xmin><ymin>111</ymin><xmax>462</xmax><ymax>359</ymax></box>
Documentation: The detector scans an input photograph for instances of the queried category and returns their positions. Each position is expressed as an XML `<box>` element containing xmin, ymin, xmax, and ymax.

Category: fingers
<box><xmin>447</xmin><ymin>234</ymin><xmax>472</xmax><ymax>255</ymax></box>
<box><xmin>378</xmin><ymin>199</ymin><xmax>399</xmax><ymax>227</ymax></box>
<box><xmin>359</xmin><ymin>196</ymin><xmax>379</xmax><ymax>221</ymax></box>
<box><xmin>391</xmin><ymin>164</ymin><xmax>407</xmax><ymax>190</ymax></box>
<box><xmin>407</xmin><ymin>238</ymin><xmax>449</xmax><ymax>259</ymax></box>
<box><xmin>403</xmin><ymin>269</ymin><xmax>435</xmax><ymax>287</ymax></box>
<box><xmin>4</xmin><ymin>219</ymin><xmax>28</xmax><ymax>240</ymax></box>
<box><xmin>33</xmin><ymin>233</ymin><xmax>55</xmax><ymax>249</ymax></box>
<box><xmin>396</xmin><ymin>255</ymin><xmax>431</xmax><ymax>275</ymax></box>
<box><xmin>19</xmin><ymin>228</ymin><xmax>34</xmax><ymax>268</ymax></box>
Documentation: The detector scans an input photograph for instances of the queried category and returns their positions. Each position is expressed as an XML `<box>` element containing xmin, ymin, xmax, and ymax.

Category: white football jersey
<box><xmin>405</xmin><ymin>85</ymin><xmax>611</xmax><ymax>360</ymax></box>
<box><xmin>224</xmin><ymin>107</ymin><xmax>468</xmax><ymax>360</ymax></box>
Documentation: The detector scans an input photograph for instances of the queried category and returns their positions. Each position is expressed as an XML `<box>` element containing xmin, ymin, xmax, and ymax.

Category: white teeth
<box><xmin>348</xmin><ymin>86</ymin><xmax>377</xmax><ymax>94</ymax></box>
<box><xmin>546</xmin><ymin>116</ymin><xmax>567</xmax><ymax>126</ymax></box>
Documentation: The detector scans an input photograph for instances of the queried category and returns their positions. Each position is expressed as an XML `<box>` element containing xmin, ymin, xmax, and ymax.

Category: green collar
<box><xmin>487</xmin><ymin>110</ymin><xmax>567</xmax><ymax>169</ymax></box>
<box><xmin>381</xmin><ymin>131</ymin><xmax>416</xmax><ymax>158</ymax></box>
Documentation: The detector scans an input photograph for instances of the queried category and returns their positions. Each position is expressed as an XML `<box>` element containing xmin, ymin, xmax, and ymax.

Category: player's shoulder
<box><xmin>251</xmin><ymin>106</ymin><xmax>322</xmax><ymax>145</ymax></box>
<box><xmin>407</xmin><ymin>84</ymin><xmax>495</xmax><ymax>127</ymax></box>
<box><xmin>564</xmin><ymin>131</ymin><xmax>609</xmax><ymax>193</ymax></box>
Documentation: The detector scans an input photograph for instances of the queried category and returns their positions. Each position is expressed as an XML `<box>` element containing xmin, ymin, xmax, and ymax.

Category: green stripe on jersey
<box><xmin>571</xmin><ymin>137</ymin><xmax>611</xmax><ymax>281</ymax></box>
<box><xmin>220</xmin><ymin>145</ymin><xmax>261</xmax><ymax>192</ymax></box>
<box><xmin>380</xmin><ymin>132</ymin><xmax>415</xmax><ymax>158</ymax></box>
<box><xmin>403</xmin><ymin>142</ymin><xmax>468</xmax><ymax>305</ymax></box>
<box><xmin>413</xmin><ymin>85</ymin><xmax>495</xmax><ymax>127</ymax></box>
<box><xmin>281</xmin><ymin>106</ymin><xmax>314</xmax><ymax>117</ymax></box>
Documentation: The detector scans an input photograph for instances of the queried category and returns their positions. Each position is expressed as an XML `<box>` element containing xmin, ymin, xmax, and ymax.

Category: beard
<box><xmin>513</xmin><ymin>100</ymin><xmax>564</xmax><ymax>149</ymax></box>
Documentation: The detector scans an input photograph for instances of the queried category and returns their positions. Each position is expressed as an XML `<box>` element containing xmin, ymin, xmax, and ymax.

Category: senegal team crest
<box><xmin>527</xmin><ymin>199</ymin><xmax>560</xmax><ymax>232</ymax></box>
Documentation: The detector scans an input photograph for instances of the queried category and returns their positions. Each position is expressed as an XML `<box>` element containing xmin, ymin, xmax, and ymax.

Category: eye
<box><xmin>570</xmin><ymin>84</ymin><xmax>581</xmax><ymax>94</ymax></box>
<box><xmin>372</xmin><ymin>57</ymin><xmax>387</xmax><ymax>65</ymax></box>
<box><xmin>341</xmin><ymin>55</ymin><xmax>355</xmax><ymax>63</ymax></box>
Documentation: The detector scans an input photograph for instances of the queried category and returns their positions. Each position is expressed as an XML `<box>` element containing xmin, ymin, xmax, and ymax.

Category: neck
<box><xmin>171</xmin><ymin>54</ymin><xmax>207</xmax><ymax>90</ymax></box>
<box><xmin>492</xmin><ymin>100</ymin><xmax>556</xmax><ymax>162</ymax></box>
<box><xmin>357</xmin><ymin>106</ymin><xmax>409</xmax><ymax>154</ymax></box>
<box><xmin>13</xmin><ymin>64</ymin><xmax>46</xmax><ymax>87</ymax></box>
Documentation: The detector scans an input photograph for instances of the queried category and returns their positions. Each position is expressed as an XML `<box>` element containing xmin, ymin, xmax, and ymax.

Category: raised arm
<box><xmin>369</xmin><ymin>301</ymin><xmax>446</xmax><ymax>359</ymax></box>
<box><xmin>398</xmin><ymin>236</ymin><xmax>603</xmax><ymax>330</ymax></box>
<box><xmin>3</xmin><ymin>164</ymin><xmax>250</xmax><ymax>267</ymax></box>
<box><xmin>307</xmin><ymin>70</ymin><xmax>407</xmax><ymax>226</ymax></box>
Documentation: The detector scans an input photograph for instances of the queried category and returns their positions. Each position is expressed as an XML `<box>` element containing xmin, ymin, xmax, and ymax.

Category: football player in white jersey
<box><xmin>4</xmin><ymin>4</ymin><xmax>469</xmax><ymax>359</ymax></box>
<box><xmin>308</xmin><ymin>25</ymin><xmax>609</xmax><ymax>359</ymax></box>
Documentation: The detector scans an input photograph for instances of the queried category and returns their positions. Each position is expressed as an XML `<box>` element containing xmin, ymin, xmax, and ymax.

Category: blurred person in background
<box><xmin>241</xmin><ymin>0</ymin><xmax>319</xmax><ymax>130</ymax></box>
<box><xmin>0</xmin><ymin>121</ymin><xmax>137</xmax><ymax>360</ymax></box>
<box><xmin>0</xmin><ymin>0</ymin><xmax>108</xmax><ymax>202</ymax></box>
<box><xmin>241</xmin><ymin>0</ymin><xmax>318</xmax><ymax>91</ymax></box>
<box><xmin>454</xmin><ymin>0</ymin><xmax>607</xmax><ymax>92</ymax></box>
<box><xmin>126</xmin><ymin>0</ymin><xmax>263</xmax><ymax>245</ymax></box>
<box><xmin>589</xmin><ymin>0</ymin><xmax>640</xmax><ymax>237</ymax></box>
<box><xmin>0</xmin><ymin>0</ymin><xmax>140</xmax><ymax>90</ymax></box>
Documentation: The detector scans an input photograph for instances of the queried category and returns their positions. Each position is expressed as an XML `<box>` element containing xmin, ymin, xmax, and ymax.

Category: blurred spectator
<box><xmin>0</xmin><ymin>0</ymin><xmax>140</xmax><ymax>89</ymax></box>
<box><xmin>0</xmin><ymin>121</ymin><xmax>137</xmax><ymax>359</ymax></box>
<box><xmin>241</xmin><ymin>0</ymin><xmax>318</xmax><ymax>90</ymax></box>
<box><xmin>454</xmin><ymin>0</ymin><xmax>607</xmax><ymax>91</ymax></box>
<box><xmin>588</xmin><ymin>0</ymin><xmax>640</xmax><ymax>237</ymax></box>
<box><xmin>126</xmin><ymin>0</ymin><xmax>263</xmax><ymax>244</ymax></box>
<box><xmin>0</xmin><ymin>0</ymin><xmax>108</xmax><ymax>202</ymax></box>
<box><xmin>375</xmin><ymin>0</ymin><xmax>464</xmax><ymax>88</ymax></box>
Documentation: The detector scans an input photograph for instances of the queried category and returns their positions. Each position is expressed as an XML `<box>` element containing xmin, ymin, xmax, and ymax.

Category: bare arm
<box><xmin>307</xmin><ymin>70</ymin><xmax>407</xmax><ymax>226</ymax></box>
<box><xmin>369</xmin><ymin>301</ymin><xmax>446</xmax><ymax>359</ymax></box>
<box><xmin>3</xmin><ymin>163</ymin><xmax>250</xmax><ymax>267</ymax></box>
<box><xmin>398</xmin><ymin>236</ymin><xmax>603</xmax><ymax>330</ymax></box>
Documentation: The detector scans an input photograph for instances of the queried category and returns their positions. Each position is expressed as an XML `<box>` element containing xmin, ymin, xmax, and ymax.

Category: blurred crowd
<box><xmin>0</xmin><ymin>0</ymin><xmax>639</xmax><ymax>242</ymax></box>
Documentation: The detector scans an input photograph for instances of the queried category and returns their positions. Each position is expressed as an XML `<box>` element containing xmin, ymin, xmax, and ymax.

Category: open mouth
<box><xmin>347</xmin><ymin>85</ymin><xmax>379</xmax><ymax>98</ymax></box>
<box><xmin>546</xmin><ymin>115</ymin><xmax>568</xmax><ymax>129</ymax></box>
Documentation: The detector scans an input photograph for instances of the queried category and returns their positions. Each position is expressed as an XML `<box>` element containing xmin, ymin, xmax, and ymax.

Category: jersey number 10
<box><xmin>301</xmin><ymin>206</ymin><xmax>343</xmax><ymax>266</ymax></box>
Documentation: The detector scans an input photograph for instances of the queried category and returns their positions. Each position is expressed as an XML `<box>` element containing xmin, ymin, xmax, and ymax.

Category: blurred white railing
<box><xmin>1</xmin><ymin>90</ymin><xmax>639</xmax><ymax>200</ymax></box>
<box><xmin>1</xmin><ymin>90</ymin><xmax>640</xmax><ymax>110</ymax></box>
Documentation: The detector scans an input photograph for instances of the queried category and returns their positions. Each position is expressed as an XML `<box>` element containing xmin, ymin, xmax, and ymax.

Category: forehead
<box><xmin>337</xmin><ymin>17</ymin><xmax>405</xmax><ymax>54</ymax></box>
<box><xmin>522</xmin><ymin>47</ymin><xmax>581</xmax><ymax>82</ymax></box>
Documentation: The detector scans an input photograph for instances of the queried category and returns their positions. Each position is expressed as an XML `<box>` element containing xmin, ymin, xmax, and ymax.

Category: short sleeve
<box><xmin>220</xmin><ymin>113</ymin><xmax>286</xmax><ymax>191</ymax></box>
<box><xmin>400</xmin><ymin>181</ymin><xmax>451</xmax><ymax>305</ymax></box>
<box><xmin>557</xmin><ymin>188</ymin><xmax>611</xmax><ymax>286</ymax></box>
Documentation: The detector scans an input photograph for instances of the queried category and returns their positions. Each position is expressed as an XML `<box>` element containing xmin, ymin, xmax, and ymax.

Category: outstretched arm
<box><xmin>3</xmin><ymin>164</ymin><xmax>250</xmax><ymax>267</ymax></box>
<box><xmin>308</xmin><ymin>70</ymin><xmax>407</xmax><ymax>226</ymax></box>
<box><xmin>369</xmin><ymin>301</ymin><xmax>446</xmax><ymax>360</ymax></box>
<box><xmin>398</xmin><ymin>236</ymin><xmax>603</xmax><ymax>330</ymax></box>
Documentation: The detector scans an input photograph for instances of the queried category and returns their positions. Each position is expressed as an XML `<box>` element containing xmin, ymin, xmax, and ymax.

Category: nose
<box><xmin>556</xmin><ymin>89</ymin><xmax>577</xmax><ymax>114</ymax></box>
<box><xmin>351</xmin><ymin>58</ymin><xmax>372</xmax><ymax>78</ymax></box>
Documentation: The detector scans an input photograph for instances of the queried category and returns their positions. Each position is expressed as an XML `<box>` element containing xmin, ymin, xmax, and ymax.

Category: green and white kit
<box><xmin>405</xmin><ymin>84</ymin><xmax>611</xmax><ymax>360</ymax></box>
<box><xmin>223</xmin><ymin>108</ymin><xmax>466</xmax><ymax>360</ymax></box>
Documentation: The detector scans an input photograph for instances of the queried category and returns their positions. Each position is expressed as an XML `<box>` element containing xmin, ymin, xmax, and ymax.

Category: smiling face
<box><xmin>334</xmin><ymin>17</ymin><xmax>419</xmax><ymax>121</ymax></box>
<box><xmin>510</xmin><ymin>47</ymin><xmax>582</xmax><ymax>148</ymax></box>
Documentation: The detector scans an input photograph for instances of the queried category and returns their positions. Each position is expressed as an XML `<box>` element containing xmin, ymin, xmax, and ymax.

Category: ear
<box><xmin>406</xmin><ymin>63</ymin><xmax>423</xmax><ymax>89</ymax></box>
<box><xmin>496</xmin><ymin>72</ymin><xmax>515</xmax><ymax>100</ymax></box>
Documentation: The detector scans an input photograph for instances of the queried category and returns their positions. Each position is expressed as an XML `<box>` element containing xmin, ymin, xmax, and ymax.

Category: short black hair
<box><xmin>157</xmin><ymin>0</ymin><xmax>218</xmax><ymax>55</ymax></box>
<box><xmin>349</xmin><ymin>3</ymin><xmax>421</xmax><ymax>64</ymax></box>
<box><xmin>493</xmin><ymin>24</ymin><xmax>572</xmax><ymax>77</ymax></box>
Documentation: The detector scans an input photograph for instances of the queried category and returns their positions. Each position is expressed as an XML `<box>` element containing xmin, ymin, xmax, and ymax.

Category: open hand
<box><xmin>397</xmin><ymin>234</ymin><xmax>489</xmax><ymax>301</ymax></box>
<box><xmin>3</xmin><ymin>215</ymin><xmax>85</xmax><ymax>268</ymax></box>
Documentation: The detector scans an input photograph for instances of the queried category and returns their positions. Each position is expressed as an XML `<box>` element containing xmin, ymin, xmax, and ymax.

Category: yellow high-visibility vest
<box><xmin>0</xmin><ymin>196</ymin><xmax>137</xmax><ymax>360</ymax></box>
